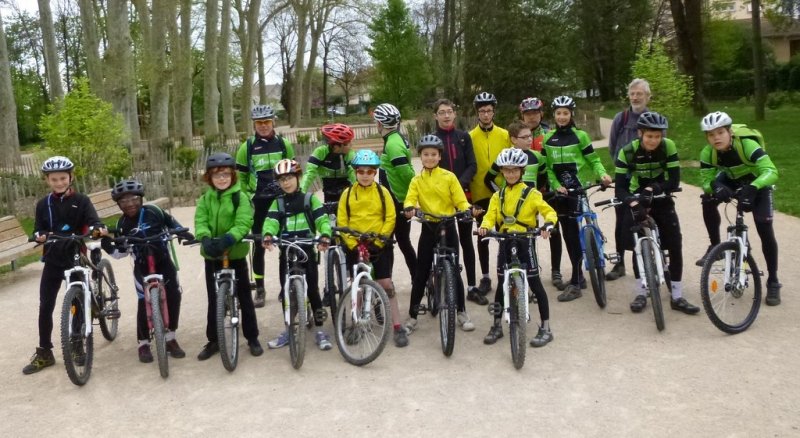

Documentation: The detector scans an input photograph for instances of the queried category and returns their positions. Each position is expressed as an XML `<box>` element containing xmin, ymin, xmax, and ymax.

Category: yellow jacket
<box><xmin>337</xmin><ymin>182</ymin><xmax>396</xmax><ymax>250</ymax></box>
<box><xmin>469</xmin><ymin>125</ymin><xmax>512</xmax><ymax>202</ymax></box>
<box><xmin>405</xmin><ymin>166</ymin><xmax>470</xmax><ymax>218</ymax></box>
<box><xmin>481</xmin><ymin>182</ymin><xmax>558</xmax><ymax>233</ymax></box>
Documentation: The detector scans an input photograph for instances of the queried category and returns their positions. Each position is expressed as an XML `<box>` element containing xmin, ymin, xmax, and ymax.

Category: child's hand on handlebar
<box><xmin>262</xmin><ymin>235</ymin><xmax>274</xmax><ymax>251</ymax></box>
<box><xmin>541</xmin><ymin>222</ymin><xmax>554</xmax><ymax>240</ymax></box>
<box><xmin>478</xmin><ymin>227</ymin><xmax>489</xmax><ymax>237</ymax></box>
<box><xmin>317</xmin><ymin>236</ymin><xmax>330</xmax><ymax>252</ymax></box>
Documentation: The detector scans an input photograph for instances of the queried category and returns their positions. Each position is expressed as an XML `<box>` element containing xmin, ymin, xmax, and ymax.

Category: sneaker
<box><xmin>529</xmin><ymin>326</ymin><xmax>553</xmax><ymax>347</ymax></box>
<box><xmin>605</xmin><ymin>263</ymin><xmax>626</xmax><ymax>281</ymax></box>
<box><xmin>670</xmin><ymin>297</ymin><xmax>700</xmax><ymax>315</ymax></box>
<box><xmin>315</xmin><ymin>331</ymin><xmax>333</xmax><ymax>351</ymax></box>
<box><xmin>695</xmin><ymin>245</ymin><xmax>715</xmax><ymax>267</ymax></box>
<box><xmin>766</xmin><ymin>282</ymin><xmax>782</xmax><ymax>306</ymax></box>
<box><xmin>138</xmin><ymin>344</ymin><xmax>154</xmax><ymax>363</ymax></box>
<box><xmin>478</xmin><ymin>278</ymin><xmax>492</xmax><ymax>296</ymax></box>
<box><xmin>248</xmin><ymin>339</ymin><xmax>264</xmax><ymax>357</ymax></box>
<box><xmin>196</xmin><ymin>342</ymin><xmax>219</xmax><ymax>360</ymax></box>
<box><xmin>166</xmin><ymin>339</ymin><xmax>186</xmax><ymax>358</ymax></box>
<box><xmin>254</xmin><ymin>287</ymin><xmax>266</xmax><ymax>308</ymax></box>
<box><xmin>403</xmin><ymin>317</ymin><xmax>418</xmax><ymax>335</ymax></box>
<box><xmin>268</xmin><ymin>331</ymin><xmax>290</xmax><ymax>349</ymax></box>
<box><xmin>22</xmin><ymin>347</ymin><xmax>55</xmax><ymax>374</ymax></box>
<box><xmin>630</xmin><ymin>295</ymin><xmax>647</xmax><ymax>313</ymax></box>
<box><xmin>467</xmin><ymin>287</ymin><xmax>489</xmax><ymax>305</ymax></box>
<box><xmin>394</xmin><ymin>327</ymin><xmax>409</xmax><ymax>348</ymax></box>
<box><xmin>557</xmin><ymin>284</ymin><xmax>582</xmax><ymax>302</ymax></box>
<box><xmin>551</xmin><ymin>271</ymin><xmax>566</xmax><ymax>290</ymax></box>
<box><xmin>483</xmin><ymin>324</ymin><xmax>503</xmax><ymax>345</ymax></box>
<box><xmin>457</xmin><ymin>311</ymin><xmax>475</xmax><ymax>331</ymax></box>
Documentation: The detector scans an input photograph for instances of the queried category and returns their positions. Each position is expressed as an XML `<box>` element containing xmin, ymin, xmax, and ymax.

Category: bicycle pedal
<box><xmin>231</xmin><ymin>317</ymin><xmax>240</xmax><ymax>325</ymax></box>
<box><xmin>414</xmin><ymin>304</ymin><xmax>428</xmax><ymax>315</ymax></box>
<box><xmin>606</xmin><ymin>252</ymin><xmax>620</xmax><ymax>264</ymax></box>
<box><xmin>315</xmin><ymin>308</ymin><xmax>328</xmax><ymax>323</ymax></box>
<box><xmin>104</xmin><ymin>309</ymin><xmax>121</xmax><ymax>319</ymax></box>
<box><xmin>487</xmin><ymin>302</ymin><xmax>502</xmax><ymax>316</ymax></box>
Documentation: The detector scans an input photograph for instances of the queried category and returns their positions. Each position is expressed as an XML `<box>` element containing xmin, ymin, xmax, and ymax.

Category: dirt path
<box><xmin>1</xmin><ymin>180</ymin><xmax>798</xmax><ymax>437</ymax></box>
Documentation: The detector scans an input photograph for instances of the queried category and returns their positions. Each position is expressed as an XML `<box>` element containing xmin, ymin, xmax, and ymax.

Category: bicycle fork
<box><xmin>349</xmin><ymin>262</ymin><xmax>374</xmax><ymax>323</ymax></box>
<box><xmin>502</xmin><ymin>268</ymin><xmax>530</xmax><ymax>325</ymax></box>
<box><xmin>725</xmin><ymin>235</ymin><xmax>750</xmax><ymax>291</ymax></box>
<box><xmin>215</xmin><ymin>269</ymin><xmax>238</xmax><ymax>326</ymax></box>
<box><xmin>64</xmin><ymin>266</ymin><xmax>92</xmax><ymax>338</ymax></box>
<box><xmin>282</xmin><ymin>274</ymin><xmax>309</xmax><ymax>326</ymax></box>
<box><xmin>143</xmin><ymin>274</ymin><xmax>169</xmax><ymax>331</ymax></box>
<box><xmin>633</xmin><ymin>234</ymin><xmax>666</xmax><ymax>289</ymax></box>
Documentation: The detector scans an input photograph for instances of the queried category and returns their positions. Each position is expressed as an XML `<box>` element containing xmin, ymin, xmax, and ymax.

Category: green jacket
<box><xmin>379</xmin><ymin>131</ymin><xmax>415</xmax><ymax>202</ymax></box>
<box><xmin>542</xmin><ymin>125</ymin><xmax>608</xmax><ymax>190</ymax></box>
<box><xmin>262</xmin><ymin>190</ymin><xmax>332</xmax><ymax>238</ymax></box>
<box><xmin>194</xmin><ymin>183</ymin><xmax>254</xmax><ymax>260</ymax></box>
<box><xmin>235</xmin><ymin>134</ymin><xmax>295</xmax><ymax>199</ymax></box>
<box><xmin>299</xmin><ymin>144</ymin><xmax>356</xmax><ymax>193</ymax></box>
<box><xmin>699</xmin><ymin>138</ymin><xmax>778</xmax><ymax>193</ymax></box>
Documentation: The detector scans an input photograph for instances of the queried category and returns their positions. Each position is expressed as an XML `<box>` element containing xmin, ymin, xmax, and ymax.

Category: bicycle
<box><xmin>477</xmin><ymin>229</ymin><xmax>543</xmax><ymax>369</ymax></box>
<box><xmin>596</xmin><ymin>189</ymin><xmax>681</xmax><ymax>331</ymax></box>
<box><xmin>699</xmin><ymin>191</ymin><xmax>762</xmax><ymax>334</ymax></box>
<box><xmin>33</xmin><ymin>230</ymin><xmax>120</xmax><ymax>386</ymax></box>
<box><xmin>322</xmin><ymin>201</ymin><xmax>349</xmax><ymax>329</ymax></box>
<box><xmin>409</xmin><ymin>210</ymin><xmax>472</xmax><ymax>357</ymax></box>
<box><xmin>113</xmin><ymin>227</ymin><xmax>188</xmax><ymax>378</ymax></box>
<box><xmin>329</xmin><ymin>227</ymin><xmax>392</xmax><ymax>365</ymax></box>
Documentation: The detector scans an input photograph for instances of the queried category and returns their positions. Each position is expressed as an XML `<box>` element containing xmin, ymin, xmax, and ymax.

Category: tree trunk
<box><xmin>219</xmin><ymin>0</ymin><xmax>237</xmax><ymax>138</ymax></box>
<box><xmin>172</xmin><ymin>0</ymin><xmax>194</xmax><ymax>145</ymax></box>
<box><xmin>289</xmin><ymin>0</ymin><xmax>309</xmax><ymax>127</ymax></box>
<box><xmin>669</xmin><ymin>0</ymin><xmax>707</xmax><ymax>115</ymax></box>
<box><xmin>258</xmin><ymin>35</ymin><xmax>267</xmax><ymax>103</ymax></box>
<box><xmin>205</xmin><ymin>0</ymin><xmax>220</xmax><ymax>137</ymax></box>
<box><xmin>752</xmin><ymin>0</ymin><xmax>766</xmax><ymax>121</ymax></box>
<box><xmin>38</xmin><ymin>0</ymin><xmax>65</xmax><ymax>101</ymax></box>
<box><xmin>79</xmin><ymin>0</ymin><xmax>105</xmax><ymax>98</ymax></box>
<box><xmin>238</xmin><ymin>0</ymin><xmax>262</xmax><ymax>134</ymax></box>
<box><xmin>0</xmin><ymin>10</ymin><xmax>21</xmax><ymax>167</ymax></box>
<box><xmin>136</xmin><ymin>0</ymin><xmax>171</xmax><ymax>142</ymax></box>
<box><xmin>106</xmin><ymin>0</ymin><xmax>141</xmax><ymax>148</ymax></box>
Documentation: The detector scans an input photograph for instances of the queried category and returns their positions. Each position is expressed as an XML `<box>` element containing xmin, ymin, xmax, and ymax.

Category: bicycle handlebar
<box><xmin>111</xmin><ymin>227</ymin><xmax>189</xmax><ymax>247</ymax></box>
<box><xmin>594</xmin><ymin>187</ymin><xmax>682</xmax><ymax>208</ymax></box>
<box><xmin>472</xmin><ymin>229</ymin><xmax>542</xmax><ymax>241</ymax></box>
<box><xmin>331</xmin><ymin>227</ymin><xmax>393</xmax><ymax>244</ymax></box>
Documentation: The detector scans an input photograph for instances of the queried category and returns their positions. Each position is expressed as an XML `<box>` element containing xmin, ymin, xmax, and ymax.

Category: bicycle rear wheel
<box><xmin>700</xmin><ymin>241</ymin><xmax>762</xmax><ymax>334</ymax></box>
<box><xmin>439</xmin><ymin>260</ymin><xmax>457</xmax><ymax>357</ymax></box>
<box><xmin>95</xmin><ymin>259</ymin><xmax>119</xmax><ymax>341</ymax></box>
<box><xmin>641</xmin><ymin>239</ymin><xmax>664</xmax><ymax>331</ymax></box>
<box><xmin>150</xmin><ymin>286</ymin><xmax>169</xmax><ymax>378</ymax></box>
<box><xmin>288</xmin><ymin>278</ymin><xmax>307</xmax><ymax>369</ymax></box>
<box><xmin>509</xmin><ymin>273</ymin><xmax>527</xmax><ymax>370</ymax></box>
<box><xmin>334</xmin><ymin>278</ymin><xmax>391</xmax><ymax>366</ymax></box>
<box><xmin>216</xmin><ymin>280</ymin><xmax>239</xmax><ymax>372</ymax></box>
<box><xmin>326</xmin><ymin>249</ymin><xmax>346</xmax><ymax>328</ymax></box>
<box><xmin>61</xmin><ymin>286</ymin><xmax>93</xmax><ymax>386</ymax></box>
<box><xmin>583</xmin><ymin>227</ymin><xmax>607</xmax><ymax>308</ymax></box>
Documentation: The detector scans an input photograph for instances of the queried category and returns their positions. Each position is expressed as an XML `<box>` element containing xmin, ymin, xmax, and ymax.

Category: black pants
<box><xmin>492</xmin><ymin>239</ymin><xmax>550</xmax><ymax>323</ymax></box>
<box><xmin>409</xmin><ymin>222</ymin><xmax>466</xmax><ymax>318</ymax></box>
<box><xmin>204</xmin><ymin>258</ymin><xmax>259</xmax><ymax>343</ymax></box>
<box><xmin>278</xmin><ymin>246</ymin><xmax>323</xmax><ymax>326</ymax></box>
<box><xmin>251</xmin><ymin>196</ymin><xmax>277</xmax><ymax>285</ymax></box>
<box><xmin>474</xmin><ymin>198</ymin><xmax>491</xmax><ymax>277</ymax></box>
<box><xmin>457</xmin><ymin>219</ymin><xmax>477</xmax><ymax>286</ymax></box>
<box><xmin>622</xmin><ymin>198</ymin><xmax>683</xmax><ymax>282</ymax></box>
<box><xmin>38</xmin><ymin>263</ymin><xmax>67</xmax><ymax>350</ymax></box>
<box><xmin>613</xmin><ymin>204</ymin><xmax>627</xmax><ymax>265</ymax></box>
<box><xmin>547</xmin><ymin>197</ymin><xmax>563</xmax><ymax>272</ymax></box>
<box><xmin>552</xmin><ymin>196</ymin><xmax>584</xmax><ymax>285</ymax></box>
<box><xmin>134</xmin><ymin>258</ymin><xmax>182</xmax><ymax>342</ymax></box>
<box><xmin>392</xmin><ymin>200</ymin><xmax>417</xmax><ymax>275</ymax></box>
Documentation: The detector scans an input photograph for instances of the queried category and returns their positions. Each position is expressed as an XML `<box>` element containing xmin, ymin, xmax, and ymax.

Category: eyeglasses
<box><xmin>478</xmin><ymin>109</ymin><xmax>494</xmax><ymax>115</ymax></box>
<box><xmin>356</xmin><ymin>168</ymin><xmax>377</xmax><ymax>176</ymax></box>
<box><xmin>513</xmin><ymin>134</ymin><xmax>533</xmax><ymax>140</ymax></box>
<box><xmin>211</xmin><ymin>172</ymin><xmax>233</xmax><ymax>180</ymax></box>
<box><xmin>277</xmin><ymin>174</ymin><xmax>296</xmax><ymax>182</ymax></box>
<box><xmin>118</xmin><ymin>196</ymin><xmax>141</xmax><ymax>206</ymax></box>
<box><xmin>436</xmin><ymin>110</ymin><xmax>455</xmax><ymax>116</ymax></box>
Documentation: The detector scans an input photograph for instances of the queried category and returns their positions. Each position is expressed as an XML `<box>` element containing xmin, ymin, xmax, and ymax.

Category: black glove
<box><xmin>101</xmin><ymin>237</ymin><xmax>116</xmax><ymax>255</ymax></box>
<box><xmin>202</xmin><ymin>237</ymin><xmax>224</xmax><ymax>257</ymax></box>
<box><xmin>712</xmin><ymin>181</ymin><xmax>734</xmax><ymax>202</ymax></box>
<box><xmin>739</xmin><ymin>184</ymin><xmax>758</xmax><ymax>212</ymax></box>
<box><xmin>630</xmin><ymin>203</ymin><xmax>648</xmax><ymax>223</ymax></box>
<box><xmin>220</xmin><ymin>233</ymin><xmax>236</xmax><ymax>249</ymax></box>
<box><xmin>646</xmin><ymin>182</ymin><xmax>663</xmax><ymax>196</ymax></box>
<box><xmin>177</xmin><ymin>231</ymin><xmax>195</xmax><ymax>243</ymax></box>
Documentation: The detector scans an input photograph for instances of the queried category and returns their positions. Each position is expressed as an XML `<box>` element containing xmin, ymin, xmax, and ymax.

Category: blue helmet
<box><xmin>351</xmin><ymin>149</ymin><xmax>381</xmax><ymax>167</ymax></box>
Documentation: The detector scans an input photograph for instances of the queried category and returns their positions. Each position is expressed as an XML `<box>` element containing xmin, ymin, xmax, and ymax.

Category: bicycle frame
<box><xmin>63</xmin><ymin>250</ymin><xmax>94</xmax><ymax>338</ymax></box>
<box><xmin>215</xmin><ymin>254</ymin><xmax>238</xmax><ymax>323</ymax></box>
<box><xmin>573</xmin><ymin>188</ymin><xmax>613</xmax><ymax>269</ymax></box>
<box><xmin>277</xmin><ymin>238</ymin><xmax>314</xmax><ymax>326</ymax></box>
<box><xmin>632</xmin><ymin>221</ymin><xmax>667</xmax><ymax>289</ymax></box>
<box><xmin>500</xmin><ymin>243</ymin><xmax>530</xmax><ymax>325</ymax></box>
<box><xmin>722</xmin><ymin>210</ymin><xmax>751</xmax><ymax>290</ymax></box>
<box><xmin>325</xmin><ymin>203</ymin><xmax>349</xmax><ymax>306</ymax></box>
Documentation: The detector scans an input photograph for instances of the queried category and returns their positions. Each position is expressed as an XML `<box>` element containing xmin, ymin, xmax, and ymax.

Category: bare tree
<box><xmin>289</xmin><ymin>0</ymin><xmax>310</xmax><ymax>126</ymax></box>
<box><xmin>0</xmin><ymin>8</ymin><xmax>21</xmax><ymax>167</ymax></box>
<box><xmin>133</xmin><ymin>0</ymin><xmax>172</xmax><ymax>142</ymax></box>
<box><xmin>78</xmin><ymin>0</ymin><xmax>105</xmax><ymax>98</ymax></box>
<box><xmin>37</xmin><ymin>0</ymin><xmax>65</xmax><ymax>100</ymax></box>
<box><xmin>330</xmin><ymin>37</ymin><xmax>366</xmax><ymax>111</ymax></box>
<box><xmin>205</xmin><ymin>0</ymin><xmax>221</xmax><ymax>137</ymax></box>
<box><xmin>233</xmin><ymin>0</ymin><xmax>263</xmax><ymax>134</ymax></box>
<box><xmin>219</xmin><ymin>0</ymin><xmax>237</xmax><ymax>137</ymax></box>
<box><xmin>270</xmin><ymin>10</ymin><xmax>297</xmax><ymax>117</ymax></box>
<box><xmin>171</xmin><ymin>0</ymin><xmax>194</xmax><ymax>144</ymax></box>
<box><xmin>301</xmin><ymin>0</ymin><xmax>342</xmax><ymax>120</ymax></box>
<box><xmin>752</xmin><ymin>0</ymin><xmax>766</xmax><ymax>120</ymax></box>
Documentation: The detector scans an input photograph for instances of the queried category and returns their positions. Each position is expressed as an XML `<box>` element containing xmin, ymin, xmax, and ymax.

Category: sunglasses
<box><xmin>356</xmin><ymin>168</ymin><xmax>377</xmax><ymax>176</ymax></box>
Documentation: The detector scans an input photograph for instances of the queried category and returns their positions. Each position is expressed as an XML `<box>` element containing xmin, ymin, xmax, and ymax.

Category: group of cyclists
<box><xmin>21</xmin><ymin>77</ymin><xmax>782</xmax><ymax>375</ymax></box>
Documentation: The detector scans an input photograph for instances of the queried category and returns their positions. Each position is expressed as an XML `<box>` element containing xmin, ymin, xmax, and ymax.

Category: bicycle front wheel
<box><xmin>700</xmin><ymin>241</ymin><xmax>762</xmax><ymax>334</ymax></box>
<box><xmin>509</xmin><ymin>273</ymin><xmax>527</xmax><ymax>370</ymax></box>
<box><xmin>641</xmin><ymin>239</ymin><xmax>664</xmax><ymax>331</ymax></box>
<box><xmin>61</xmin><ymin>286</ymin><xmax>93</xmax><ymax>386</ymax></box>
<box><xmin>288</xmin><ymin>278</ymin><xmax>307</xmax><ymax>369</ymax></box>
<box><xmin>95</xmin><ymin>259</ymin><xmax>119</xmax><ymax>341</ymax></box>
<box><xmin>216</xmin><ymin>280</ymin><xmax>239</xmax><ymax>372</ymax></box>
<box><xmin>150</xmin><ymin>286</ymin><xmax>169</xmax><ymax>378</ymax></box>
<box><xmin>438</xmin><ymin>260</ymin><xmax>457</xmax><ymax>357</ymax></box>
<box><xmin>326</xmin><ymin>249</ymin><xmax>346</xmax><ymax>328</ymax></box>
<box><xmin>583</xmin><ymin>227</ymin><xmax>607</xmax><ymax>308</ymax></box>
<box><xmin>334</xmin><ymin>278</ymin><xmax>391</xmax><ymax>366</ymax></box>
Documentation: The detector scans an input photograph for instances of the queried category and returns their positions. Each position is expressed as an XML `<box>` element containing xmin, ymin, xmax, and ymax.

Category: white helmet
<box><xmin>251</xmin><ymin>104</ymin><xmax>275</xmax><ymax>120</ymax></box>
<box><xmin>495</xmin><ymin>148</ymin><xmax>528</xmax><ymax>168</ymax></box>
<box><xmin>551</xmin><ymin>95</ymin><xmax>576</xmax><ymax>111</ymax></box>
<box><xmin>701</xmin><ymin>111</ymin><xmax>732</xmax><ymax>132</ymax></box>
<box><xmin>41</xmin><ymin>156</ymin><xmax>75</xmax><ymax>173</ymax></box>
<box><xmin>474</xmin><ymin>92</ymin><xmax>498</xmax><ymax>107</ymax></box>
<box><xmin>373</xmin><ymin>103</ymin><xmax>401</xmax><ymax>128</ymax></box>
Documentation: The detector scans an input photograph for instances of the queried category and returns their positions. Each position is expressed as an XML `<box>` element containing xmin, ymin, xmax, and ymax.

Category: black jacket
<box><xmin>434</xmin><ymin>126</ymin><xmax>477</xmax><ymax>191</ymax></box>
<box><xmin>34</xmin><ymin>190</ymin><xmax>102</xmax><ymax>269</ymax></box>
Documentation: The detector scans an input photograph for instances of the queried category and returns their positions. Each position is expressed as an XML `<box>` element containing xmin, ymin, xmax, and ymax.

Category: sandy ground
<box><xmin>2</xmin><ymin>155</ymin><xmax>799</xmax><ymax>437</ymax></box>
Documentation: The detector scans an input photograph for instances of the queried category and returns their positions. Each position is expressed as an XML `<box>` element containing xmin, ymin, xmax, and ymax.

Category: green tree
<box><xmin>39</xmin><ymin>79</ymin><xmax>130</xmax><ymax>185</ymax></box>
<box><xmin>368</xmin><ymin>0</ymin><xmax>433</xmax><ymax>111</ymax></box>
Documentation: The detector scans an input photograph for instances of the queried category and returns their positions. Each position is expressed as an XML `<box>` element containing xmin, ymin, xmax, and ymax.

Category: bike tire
<box><xmin>326</xmin><ymin>249</ymin><xmax>345</xmax><ymax>328</ymax></box>
<box><xmin>439</xmin><ymin>260</ymin><xmax>457</xmax><ymax>357</ymax></box>
<box><xmin>150</xmin><ymin>286</ymin><xmax>169</xmax><ymax>378</ymax></box>
<box><xmin>583</xmin><ymin>227</ymin><xmax>607</xmax><ymax>308</ymax></box>
<box><xmin>96</xmin><ymin>259</ymin><xmax>119</xmax><ymax>342</ymax></box>
<box><xmin>334</xmin><ymin>278</ymin><xmax>391</xmax><ymax>366</ymax></box>
<box><xmin>288</xmin><ymin>278</ymin><xmax>306</xmax><ymax>369</ymax></box>
<box><xmin>216</xmin><ymin>280</ymin><xmax>239</xmax><ymax>372</ymax></box>
<box><xmin>641</xmin><ymin>239</ymin><xmax>664</xmax><ymax>331</ymax></box>
<box><xmin>509</xmin><ymin>273</ymin><xmax>527</xmax><ymax>370</ymax></box>
<box><xmin>61</xmin><ymin>286</ymin><xmax>93</xmax><ymax>386</ymax></box>
<box><xmin>700</xmin><ymin>241</ymin><xmax>762</xmax><ymax>334</ymax></box>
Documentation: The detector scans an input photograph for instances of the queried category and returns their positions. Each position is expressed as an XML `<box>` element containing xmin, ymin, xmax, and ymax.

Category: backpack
<box><xmin>343</xmin><ymin>183</ymin><xmax>388</xmax><ymax>220</ymax></box>
<box><xmin>622</xmin><ymin>140</ymin><xmax>669</xmax><ymax>176</ymax></box>
<box><xmin>710</xmin><ymin>124</ymin><xmax>766</xmax><ymax>166</ymax></box>
<box><xmin>275</xmin><ymin>192</ymin><xmax>315</xmax><ymax>234</ymax></box>
<box><xmin>498</xmin><ymin>185</ymin><xmax>535</xmax><ymax>228</ymax></box>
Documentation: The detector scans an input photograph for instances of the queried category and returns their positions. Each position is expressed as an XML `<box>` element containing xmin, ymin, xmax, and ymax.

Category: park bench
<box><xmin>89</xmin><ymin>189</ymin><xmax>170</xmax><ymax>219</ymax></box>
<box><xmin>0</xmin><ymin>216</ymin><xmax>38</xmax><ymax>270</ymax></box>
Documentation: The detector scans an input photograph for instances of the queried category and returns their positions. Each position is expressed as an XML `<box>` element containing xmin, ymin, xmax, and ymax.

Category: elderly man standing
<box><xmin>606</xmin><ymin>78</ymin><xmax>651</xmax><ymax>281</ymax></box>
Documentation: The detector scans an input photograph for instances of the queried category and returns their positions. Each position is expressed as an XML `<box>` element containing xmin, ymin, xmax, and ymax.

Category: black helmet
<box><xmin>416</xmin><ymin>134</ymin><xmax>444</xmax><ymax>152</ymax></box>
<box><xmin>111</xmin><ymin>179</ymin><xmax>144</xmax><ymax>201</ymax></box>
<box><xmin>206</xmin><ymin>152</ymin><xmax>235</xmax><ymax>170</ymax></box>
<box><xmin>637</xmin><ymin>111</ymin><xmax>668</xmax><ymax>130</ymax></box>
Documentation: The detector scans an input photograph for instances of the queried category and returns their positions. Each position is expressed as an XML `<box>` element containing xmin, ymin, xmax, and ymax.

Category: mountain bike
<box><xmin>699</xmin><ymin>191</ymin><xmax>762</xmax><ymax>334</ymax></box>
<box><xmin>113</xmin><ymin>227</ymin><xmax>188</xmax><ymax>378</ymax></box>
<box><xmin>330</xmin><ymin>227</ymin><xmax>392</xmax><ymax>366</ymax></box>
<box><xmin>34</xmin><ymin>230</ymin><xmax>120</xmax><ymax>386</ymax></box>
<box><xmin>323</xmin><ymin>201</ymin><xmax>348</xmax><ymax>329</ymax></box>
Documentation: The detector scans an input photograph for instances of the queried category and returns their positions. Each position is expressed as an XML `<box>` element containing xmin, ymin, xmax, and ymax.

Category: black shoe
<box><xmin>22</xmin><ymin>347</ymin><xmax>55</xmax><ymax>375</ymax></box>
<box><xmin>766</xmin><ymin>282</ymin><xmax>782</xmax><ymax>306</ymax></box>
<box><xmin>695</xmin><ymin>245</ymin><xmax>715</xmax><ymax>267</ymax></box>
<box><xmin>248</xmin><ymin>340</ymin><xmax>264</xmax><ymax>357</ymax></box>
<box><xmin>197</xmin><ymin>342</ymin><xmax>220</xmax><ymax>361</ymax></box>
<box><xmin>552</xmin><ymin>271</ymin><xmax>566</xmax><ymax>290</ymax></box>
<box><xmin>138</xmin><ymin>344</ymin><xmax>154</xmax><ymax>363</ymax></box>
<box><xmin>606</xmin><ymin>263</ymin><xmax>626</xmax><ymax>281</ymax></box>
<box><xmin>166</xmin><ymin>339</ymin><xmax>186</xmax><ymax>358</ymax></box>
<box><xmin>467</xmin><ymin>287</ymin><xmax>489</xmax><ymax>305</ymax></box>
<box><xmin>557</xmin><ymin>284</ymin><xmax>583</xmax><ymax>302</ymax></box>
<box><xmin>254</xmin><ymin>287</ymin><xmax>266</xmax><ymax>308</ymax></box>
<box><xmin>630</xmin><ymin>295</ymin><xmax>647</xmax><ymax>313</ymax></box>
<box><xmin>483</xmin><ymin>324</ymin><xmax>504</xmax><ymax>345</ymax></box>
<box><xmin>478</xmin><ymin>278</ymin><xmax>492</xmax><ymax>296</ymax></box>
<box><xmin>670</xmin><ymin>297</ymin><xmax>700</xmax><ymax>315</ymax></box>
